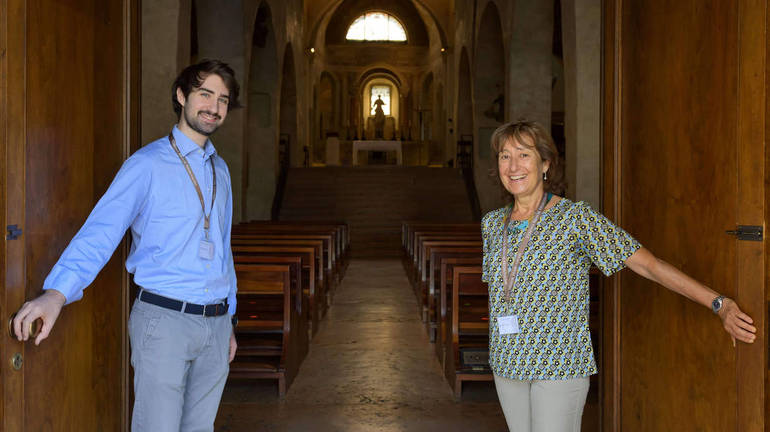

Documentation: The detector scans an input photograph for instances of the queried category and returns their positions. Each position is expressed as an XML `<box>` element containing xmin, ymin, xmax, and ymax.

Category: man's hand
<box><xmin>12</xmin><ymin>290</ymin><xmax>66</xmax><ymax>345</ymax></box>
<box><xmin>228</xmin><ymin>331</ymin><xmax>237</xmax><ymax>363</ymax></box>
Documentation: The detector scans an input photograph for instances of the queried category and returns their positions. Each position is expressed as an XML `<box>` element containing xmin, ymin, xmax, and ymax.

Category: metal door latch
<box><xmin>725</xmin><ymin>225</ymin><xmax>763</xmax><ymax>241</ymax></box>
<box><xmin>6</xmin><ymin>225</ymin><xmax>21</xmax><ymax>240</ymax></box>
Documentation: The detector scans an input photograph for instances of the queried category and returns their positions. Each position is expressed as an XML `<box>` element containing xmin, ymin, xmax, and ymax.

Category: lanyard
<box><xmin>168</xmin><ymin>133</ymin><xmax>217</xmax><ymax>239</ymax></box>
<box><xmin>501</xmin><ymin>192</ymin><xmax>549</xmax><ymax>302</ymax></box>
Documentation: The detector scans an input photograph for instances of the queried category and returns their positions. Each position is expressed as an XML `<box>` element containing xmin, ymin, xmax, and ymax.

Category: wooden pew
<box><xmin>443</xmin><ymin>265</ymin><xmax>492</xmax><ymax>399</ymax></box>
<box><xmin>231</xmin><ymin>255</ymin><xmax>306</xmax><ymax>346</ymax></box>
<box><xmin>400</xmin><ymin>223</ymin><xmax>479</xmax><ymax>269</ymax></box>
<box><xmin>233</xmin><ymin>245</ymin><xmax>322</xmax><ymax>336</ymax></box>
<box><xmin>415</xmin><ymin>240</ymin><xmax>481</xmax><ymax>321</ymax></box>
<box><xmin>229</xmin><ymin>264</ymin><xmax>301</xmax><ymax>397</ymax></box>
<box><xmin>403</xmin><ymin>232</ymin><xmax>480</xmax><ymax>285</ymax></box>
<box><xmin>401</xmin><ymin>222</ymin><xmax>479</xmax><ymax>251</ymax></box>
<box><xmin>236</xmin><ymin>222</ymin><xmax>349</xmax><ymax>273</ymax></box>
<box><xmin>233</xmin><ymin>239</ymin><xmax>328</xmax><ymax>314</ymax></box>
<box><xmin>233</xmin><ymin>233</ymin><xmax>336</xmax><ymax>287</ymax></box>
<box><xmin>430</xmin><ymin>253</ymin><xmax>482</xmax><ymax>347</ymax></box>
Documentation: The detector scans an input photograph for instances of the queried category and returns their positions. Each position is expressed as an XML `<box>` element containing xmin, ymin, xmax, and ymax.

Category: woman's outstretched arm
<box><xmin>625</xmin><ymin>247</ymin><xmax>757</xmax><ymax>344</ymax></box>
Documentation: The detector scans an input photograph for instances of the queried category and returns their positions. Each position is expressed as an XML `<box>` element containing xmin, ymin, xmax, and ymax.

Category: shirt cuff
<box><xmin>43</xmin><ymin>266</ymin><xmax>85</xmax><ymax>305</ymax></box>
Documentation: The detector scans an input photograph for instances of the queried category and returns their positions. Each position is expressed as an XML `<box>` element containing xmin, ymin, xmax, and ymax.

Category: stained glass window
<box><xmin>346</xmin><ymin>12</ymin><xmax>407</xmax><ymax>42</ymax></box>
<box><xmin>370</xmin><ymin>85</ymin><xmax>391</xmax><ymax>115</ymax></box>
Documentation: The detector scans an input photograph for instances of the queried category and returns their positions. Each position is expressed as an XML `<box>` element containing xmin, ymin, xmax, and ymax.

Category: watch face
<box><xmin>712</xmin><ymin>297</ymin><xmax>723</xmax><ymax>312</ymax></box>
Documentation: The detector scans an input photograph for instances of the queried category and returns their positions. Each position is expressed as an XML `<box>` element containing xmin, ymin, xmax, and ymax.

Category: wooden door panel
<box><xmin>607</xmin><ymin>0</ymin><xmax>767</xmax><ymax>430</ymax></box>
<box><xmin>620</xmin><ymin>2</ymin><xmax>739</xmax><ymax>430</ymax></box>
<box><xmin>2</xmin><ymin>0</ymin><xmax>134</xmax><ymax>430</ymax></box>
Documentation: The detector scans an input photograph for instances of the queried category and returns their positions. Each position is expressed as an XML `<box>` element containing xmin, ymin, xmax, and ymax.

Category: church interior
<box><xmin>2</xmin><ymin>0</ymin><xmax>769</xmax><ymax>431</ymax></box>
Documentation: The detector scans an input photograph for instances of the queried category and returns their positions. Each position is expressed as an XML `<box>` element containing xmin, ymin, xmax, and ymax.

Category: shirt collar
<box><xmin>171</xmin><ymin>125</ymin><xmax>217</xmax><ymax>160</ymax></box>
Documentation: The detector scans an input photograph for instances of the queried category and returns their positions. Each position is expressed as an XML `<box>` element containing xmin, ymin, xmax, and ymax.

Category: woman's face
<box><xmin>497</xmin><ymin>136</ymin><xmax>550</xmax><ymax>198</ymax></box>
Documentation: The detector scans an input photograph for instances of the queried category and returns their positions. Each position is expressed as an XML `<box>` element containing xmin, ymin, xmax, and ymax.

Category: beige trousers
<box><xmin>493</xmin><ymin>374</ymin><xmax>590</xmax><ymax>432</ymax></box>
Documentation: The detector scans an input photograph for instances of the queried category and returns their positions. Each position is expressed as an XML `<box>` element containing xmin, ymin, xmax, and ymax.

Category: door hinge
<box><xmin>725</xmin><ymin>225</ymin><xmax>763</xmax><ymax>241</ymax></box>
<box><xmin>6</xmin><ymin>225</ymin><xmax>22</xmax><ymax>240</ymax></box>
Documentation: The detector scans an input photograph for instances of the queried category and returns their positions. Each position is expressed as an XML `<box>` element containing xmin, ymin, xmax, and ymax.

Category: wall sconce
<box><xmin>309</xmin><ymin>47</ymin><xmax>315</xmax><ymax>54</ymax></box>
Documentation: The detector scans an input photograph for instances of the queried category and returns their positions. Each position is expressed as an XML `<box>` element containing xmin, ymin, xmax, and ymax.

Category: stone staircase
<box><xmin>278</xmin><ymin>167</ymin><xmax>476</xmax><ymax>257</ymax></box>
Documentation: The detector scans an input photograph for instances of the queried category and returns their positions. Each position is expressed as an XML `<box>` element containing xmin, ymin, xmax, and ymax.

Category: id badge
<box><xmin>497</xmin><ymin>315</ymin><xmax>520</xmax><ymax>335</ymax></box>
<box><xmin>199</xmin><ymin>240</ymin><xmax>215</xmax><ymax>260</ymax></box>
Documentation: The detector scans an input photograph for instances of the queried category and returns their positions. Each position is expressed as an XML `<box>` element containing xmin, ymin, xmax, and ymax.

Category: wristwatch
<box><xmin>231</xmin><ymin>315</ymin><xmax>238</xmax><ymax>328</ymax></box>
<box><xmin>711</xmin><ymin>295</ymin><xmax>725</xmax><ymax>314</ymax></box>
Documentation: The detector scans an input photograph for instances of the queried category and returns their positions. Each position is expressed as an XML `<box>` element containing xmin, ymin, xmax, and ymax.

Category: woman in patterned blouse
<box><xmin>482</xmin><ymin>120</ymin><xmax>756</xmax><ymax>432</ymax></box>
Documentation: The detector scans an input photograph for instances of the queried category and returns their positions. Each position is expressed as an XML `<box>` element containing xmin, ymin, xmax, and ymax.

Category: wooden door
<box><xmin>0</xmin><ymin>0</ymin><xmax>139</xmax><ymax>430</ymax></box>
<box><xmin>602</xmin><ymin>0</ymin><xmax>766</xmax><ymax>430</ymax></box>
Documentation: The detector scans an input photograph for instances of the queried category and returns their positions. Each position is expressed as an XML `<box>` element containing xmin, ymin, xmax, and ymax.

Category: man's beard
<box><xmin>184</xmin><ymin>107</ymin><xmax>221</xmax><ymax>136</ymax></box>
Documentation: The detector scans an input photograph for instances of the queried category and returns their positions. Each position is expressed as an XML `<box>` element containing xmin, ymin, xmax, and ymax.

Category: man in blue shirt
<box><xmin>12</xmin><ymin>59</ymin><xmax>241</xmax><ymax>431</ymax></box>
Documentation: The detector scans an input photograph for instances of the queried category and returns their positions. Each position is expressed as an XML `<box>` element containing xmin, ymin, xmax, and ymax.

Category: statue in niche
<box><xmin>372</xmin><ymin>95</ymin><xmax>386</xmax><ymax>139</ymax></box>
<box><xmin>484</xmin><ymin>83</ymin><xmax>504</xmax><ymax>123</ymax></box>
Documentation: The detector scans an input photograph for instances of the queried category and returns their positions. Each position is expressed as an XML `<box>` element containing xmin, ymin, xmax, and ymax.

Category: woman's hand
<box><xmin>718</xmin><ymin>298</ymin><xmax>756</xmax><ymax>345</ymax></box>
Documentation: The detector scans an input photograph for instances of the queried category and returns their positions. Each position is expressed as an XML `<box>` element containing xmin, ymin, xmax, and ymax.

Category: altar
<box><xmin>352</xmin><ymin>140</ymin><xmax>403</xmax><ymax>165</ymax></box>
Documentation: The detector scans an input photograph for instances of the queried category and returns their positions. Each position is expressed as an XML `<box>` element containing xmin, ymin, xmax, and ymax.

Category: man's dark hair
<box><xmin>171</xmin><ymin>59</ymin><xmax>242</xmax><ymax>116</ymax></box>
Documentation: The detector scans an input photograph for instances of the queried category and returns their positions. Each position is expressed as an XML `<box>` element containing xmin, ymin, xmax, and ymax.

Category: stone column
<box><xmin>561</xmin><ymin>0</ymin><xmax>601</xmax><ymax>207</ymax></box>
<box><xmin>141</xmin><ymin>0</ymin><xmax>191</xmax><ymax>145</ymax></box>
<box><xmin>508</xmin><ymin>0</ymin><xmax>554</xmax><ymax>129</ymax></box>
<box><xmin>194</xmin><ymin>0</ymin><xmax>246</xmax><ymax>222</ymax></box>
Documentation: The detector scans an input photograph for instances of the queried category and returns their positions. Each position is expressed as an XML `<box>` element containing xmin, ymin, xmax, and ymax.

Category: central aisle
<box><xmin>216</xmin><ymin>258</ymin><xmax>507</xmax><ymax>431</ymax></box>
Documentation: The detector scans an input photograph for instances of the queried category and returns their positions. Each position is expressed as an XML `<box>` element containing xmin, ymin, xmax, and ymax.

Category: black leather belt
<box><xmin>138</xmin><ymin>289</ymin><xmax>228</xmax><ymax>317</ymax></box>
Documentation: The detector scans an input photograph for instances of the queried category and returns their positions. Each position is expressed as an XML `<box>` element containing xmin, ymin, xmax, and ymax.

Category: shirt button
<box><xmin>206</xmin><ymin>264</ymin><xmax>211</xmax><ymax>269</ymax></box>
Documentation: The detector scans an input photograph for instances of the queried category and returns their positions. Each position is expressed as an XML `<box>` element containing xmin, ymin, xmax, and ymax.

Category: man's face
<box><xmin>176</xmin><ymin>74</ymin><xmax>230</xmax><ymax>137</ymax></box>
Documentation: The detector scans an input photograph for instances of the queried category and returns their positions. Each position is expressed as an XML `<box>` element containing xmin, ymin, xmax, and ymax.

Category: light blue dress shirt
<box><xmin>43</xmin><ymin>126</ymin><xmax>237</xmax><ymax>314</ymax></box>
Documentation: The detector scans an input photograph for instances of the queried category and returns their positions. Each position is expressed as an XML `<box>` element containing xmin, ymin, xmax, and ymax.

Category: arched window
<box><xmin>345</xmin><ymin>12</ymin><xmax>407</xmax><ymax>42</ymax></box>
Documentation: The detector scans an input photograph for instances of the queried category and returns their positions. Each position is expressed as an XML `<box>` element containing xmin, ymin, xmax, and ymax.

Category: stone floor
<box><xmin>215</xmin><ymin>258</ymin><xmax>508</xmax><ymax>432</ymax></box>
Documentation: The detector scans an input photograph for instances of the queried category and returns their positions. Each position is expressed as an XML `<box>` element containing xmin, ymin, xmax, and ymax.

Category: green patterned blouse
<box><xmin>481</xmin><ymin>198</ymin><xmax>641</xmax><ymax>380</ymax></box>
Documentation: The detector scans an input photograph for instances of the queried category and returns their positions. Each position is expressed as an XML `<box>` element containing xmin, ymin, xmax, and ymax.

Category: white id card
<box><xmin>199</xmin><ymin>240</ymin><xmax>215</xmax><ymax>260</ymax></box>
<box><xmin>497</xmin><ymin>315</ymin><xmax>520</xmax><ymax>335</ymax></box>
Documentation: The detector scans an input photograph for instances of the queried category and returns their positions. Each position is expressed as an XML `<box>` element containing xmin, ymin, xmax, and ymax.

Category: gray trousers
<box><xmin>128</xmin><ymin>299</ymin><xmax>231</xmax><ymax>432</ymax></box>
<box><xmin>493</xmin><ymin>374</ymin><xmax>589</xmax><ymax>432</ymax></box>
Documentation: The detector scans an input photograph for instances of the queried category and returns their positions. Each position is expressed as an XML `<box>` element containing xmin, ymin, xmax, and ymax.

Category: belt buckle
<box><xmin>204</xmin><ymin>303</ymin><xmax>219</xmax><ymax>317</ymax></box>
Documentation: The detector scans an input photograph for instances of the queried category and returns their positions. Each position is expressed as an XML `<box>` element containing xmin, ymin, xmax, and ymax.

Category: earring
<box><xmin>543</xmin><ymin>171</ymin><xmax>548</xmax><ymax>181</ymax></box>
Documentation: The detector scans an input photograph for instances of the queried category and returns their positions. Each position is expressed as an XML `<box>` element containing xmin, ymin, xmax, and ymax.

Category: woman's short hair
<box><xmin>171</xmin><ymin>59</ymin><xmax>242</xmax><ymax>116</ymax></box>
<box><xmin>489</xmin><ymin>120</ymin><xmax>566</xmax><ymax>199</ymax></box>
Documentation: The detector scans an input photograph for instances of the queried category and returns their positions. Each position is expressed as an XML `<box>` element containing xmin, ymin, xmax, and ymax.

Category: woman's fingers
<box><xmin>724</xmin><ymin>315</ymin><xmax>756</xmax><ymax>343</ymax></box>
<box><xmin>735</xmin><ymin>318</ymin><xmax>757</xmax><ymax>333</ymax></box>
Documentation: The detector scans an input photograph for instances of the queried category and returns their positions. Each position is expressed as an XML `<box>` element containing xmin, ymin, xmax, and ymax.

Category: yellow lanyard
<box><xmin>168</xmin><ymin>133</ymin><xmax>217</xmax><ymax>239</ymax></box>
<box><xmin>500</xmin><ymin>192</ymin><xmax>548</xmax><ymax>302</ymax></box>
